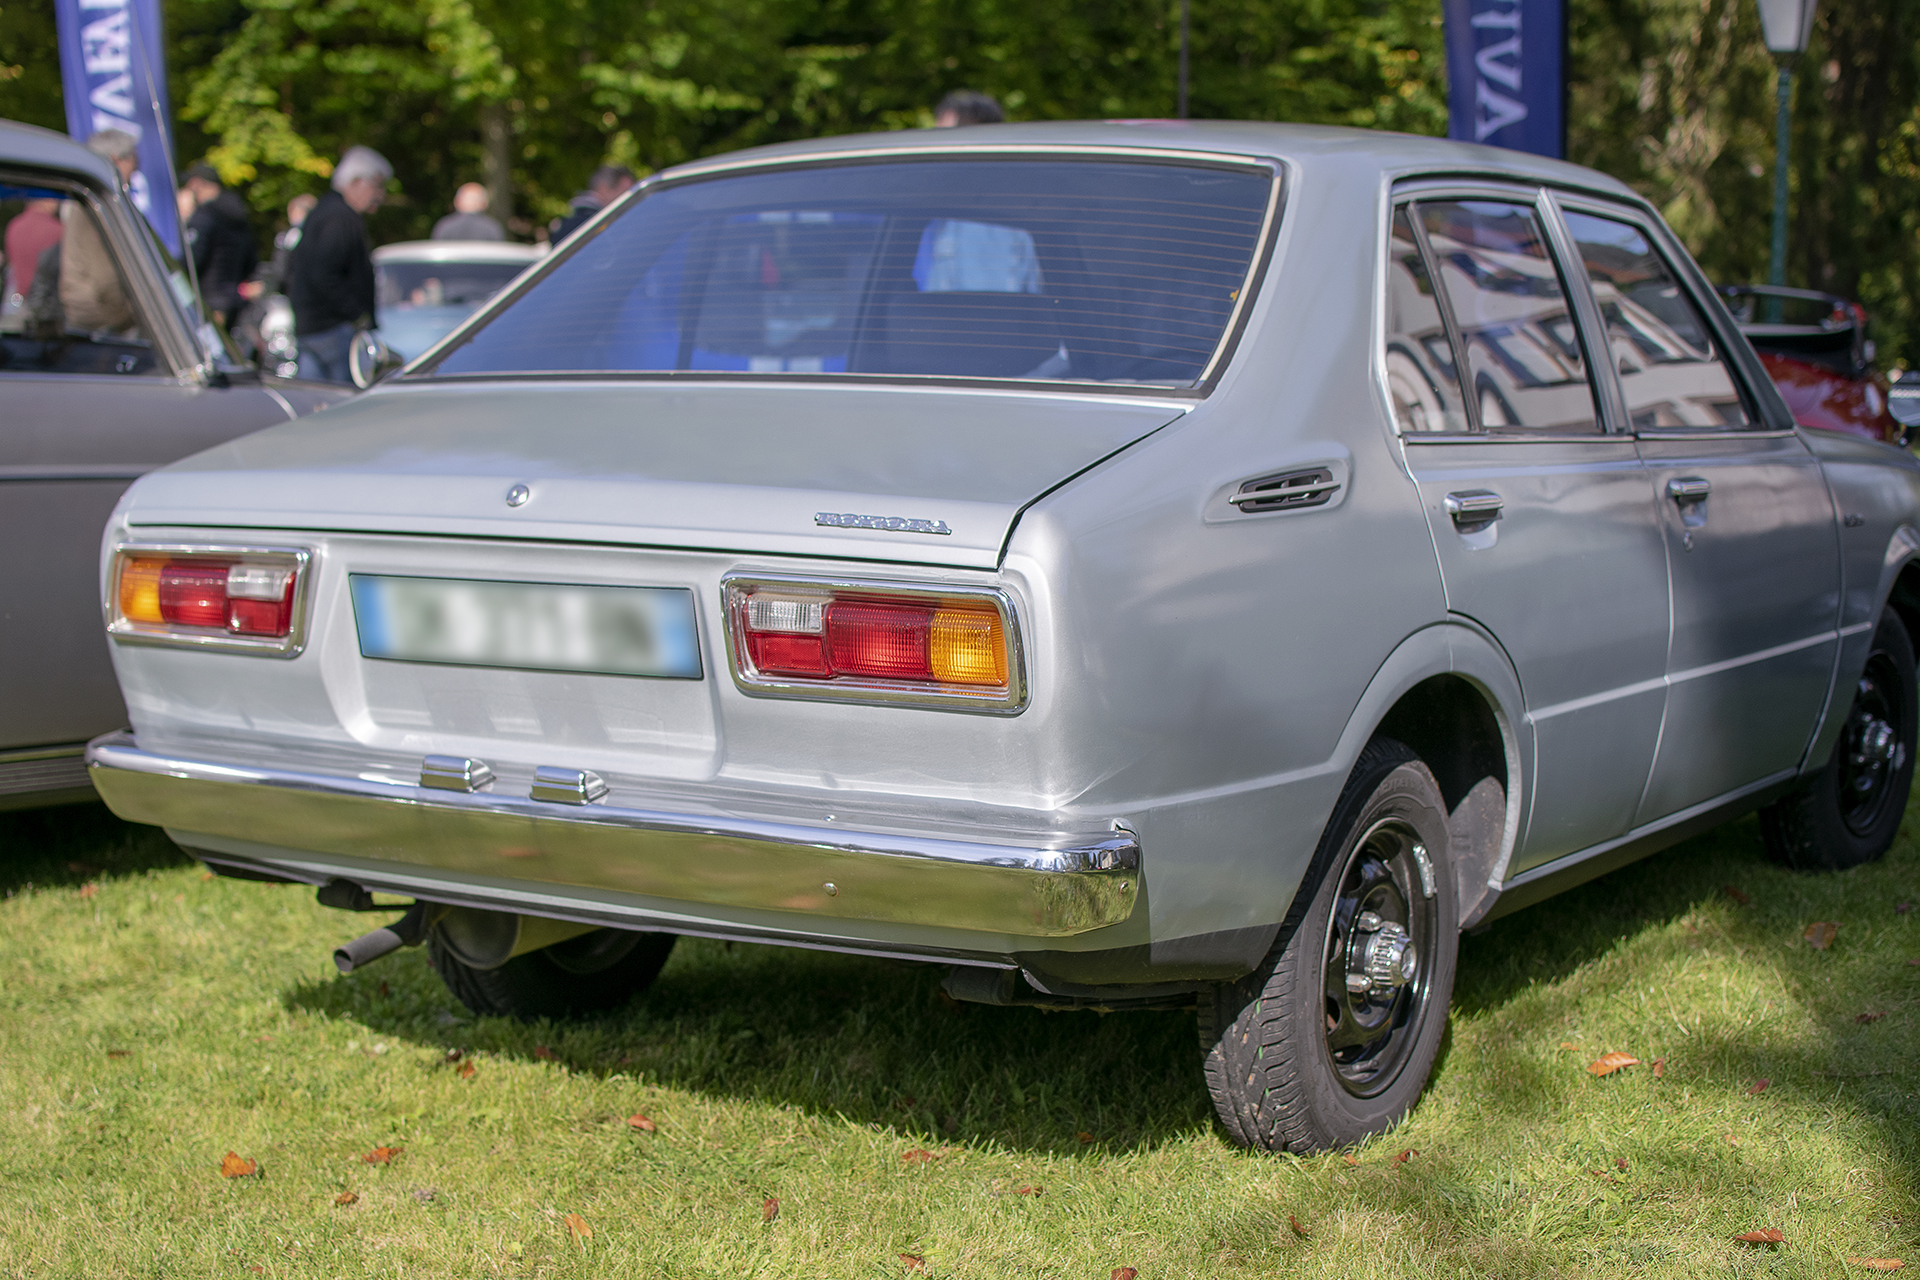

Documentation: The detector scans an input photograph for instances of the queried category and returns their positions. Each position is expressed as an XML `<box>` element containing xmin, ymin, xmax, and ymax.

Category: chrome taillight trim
<box><xmin>106</xmin><ymin>542</ymin><xmax>316</xmax><ymax>658</ymax></box>
<box><xmin>721</xmin><ymin>572</ymin><xmax>1029</xmax><ymax>714</ymax></box>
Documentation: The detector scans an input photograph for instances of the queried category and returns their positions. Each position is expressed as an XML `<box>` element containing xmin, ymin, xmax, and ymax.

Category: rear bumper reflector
<box><xmin>84</xmin><ymin>731</ymin><xmax>1139</xmax><ymax>938</ymax></box>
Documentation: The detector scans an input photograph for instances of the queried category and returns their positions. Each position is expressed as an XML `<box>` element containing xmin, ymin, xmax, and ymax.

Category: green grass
<box><xmin>0</xmin><ymin>801</ymin><xmax>1915</xmax><ymax>1278</ymax></box>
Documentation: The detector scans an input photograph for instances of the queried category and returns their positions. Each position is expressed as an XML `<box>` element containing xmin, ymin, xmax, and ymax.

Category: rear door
<box><xmin>1390</xmin><ymin>186</ymin><xmax>1671</xmax><ymax>872</ymax></box>
<box><xmin>1554</xmin><ymin>196</ymin><xmax>1842</xmax><ymax>820</ymax></box>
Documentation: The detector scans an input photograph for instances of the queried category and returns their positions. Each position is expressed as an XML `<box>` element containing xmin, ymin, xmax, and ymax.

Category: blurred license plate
<box><xmin>349</xmin><ymin>575</ymin><xmax>701</xmax><ymax>679</ymax></box>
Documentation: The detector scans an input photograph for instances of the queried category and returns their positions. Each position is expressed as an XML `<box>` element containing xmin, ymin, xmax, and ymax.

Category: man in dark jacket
<box><xmin>548</xmin><ymin>165</ymin><xmax>634</xmax><ymax>243</ymax></box>
<box><xmin>288</xmin><ymin>146</ymin><xmax>390</xmax><ymax>383</ymax></box>
<box><xmin>182</xmin><ymin>163</ymin><xmax>258</xmax><ymax>328</ymax></box>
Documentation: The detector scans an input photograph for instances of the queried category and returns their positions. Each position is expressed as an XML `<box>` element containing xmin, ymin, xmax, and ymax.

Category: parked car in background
<box><xmin>373</xmin><ymin>240</ymin><xmax>544</xmax><ymax>362</ymax></box>
<box><xmin>87</xmin><ymin>123</ymin><xmax>1920</xmax><ymax>1154</ymax></box>
<box><xmin>1719</xmin><ymin>284</ymin><xmax>1911</xmax><ymax>446</ymax></box>
<box><xmin>0</xmin><ymin>119</ymin><xmax>346</xmax><ymax>809</ymax></box>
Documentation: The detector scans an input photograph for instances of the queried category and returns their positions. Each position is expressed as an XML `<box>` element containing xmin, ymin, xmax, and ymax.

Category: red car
<box><xmin>1720</xmin><ymin>284</ymin><xmax>1915</xmax><ymax>446</ymax></box>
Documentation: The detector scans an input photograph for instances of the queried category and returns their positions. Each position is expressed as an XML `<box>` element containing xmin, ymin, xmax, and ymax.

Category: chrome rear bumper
<box><xmin>84</xmin><ymin>731</ymin><xmax>1139</xmax><ymax>938</ymax></box>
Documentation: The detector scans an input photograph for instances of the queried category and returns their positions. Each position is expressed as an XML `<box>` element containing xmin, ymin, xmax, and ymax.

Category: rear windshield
<box><xmin>420</xmin><ymin>158</ymin><xmax>1274</xmax><ymax>388</ymax></box>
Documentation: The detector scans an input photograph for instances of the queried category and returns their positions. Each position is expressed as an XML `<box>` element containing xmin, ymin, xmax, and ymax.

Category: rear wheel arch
<box><xmin>1332</xmin><ymin>624</ymin><xmax>1527</xmax><ymax>928</ymax></box>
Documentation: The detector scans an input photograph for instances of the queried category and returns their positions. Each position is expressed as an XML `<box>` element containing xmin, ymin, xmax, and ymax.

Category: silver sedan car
<box><xmin>86</xmin><ymin>122</ymin><xmax>1920</xmax><ymax>1152</ymax></box>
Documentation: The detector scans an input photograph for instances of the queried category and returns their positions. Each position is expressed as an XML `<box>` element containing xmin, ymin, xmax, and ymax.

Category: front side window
<box><xmin>422</xmin><ymin>158</ymin><xmax>1275</xmax><ymax>388</ymax></box>
<box><xmin>2</xmin><ymin>181</ymin><xmax>160</xmax><ymax>376</ymax></box>
<box><xmin>1562</xmin><ymin>209</ymin><xmax>1751</xmax><ymax>430</ymax></box>
<box><xmin>1384</xmin><ymin>205</ymin><xmax>1469</xmax><ymax>432</ymax></box>
<box><xmin>1419</xmin><ymin>199</ymin><xmax>1599</xmax><ymax>434</ymax></box>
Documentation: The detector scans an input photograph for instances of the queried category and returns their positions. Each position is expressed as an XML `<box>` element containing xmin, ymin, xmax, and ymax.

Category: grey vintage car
<box><xmin>85</xmin><ymin>122</ymin><xmax>1920</xmax><ymax>1153</ymax></box>
<box><xmin>0</xmin><ymin>119</ymin><xmax>342</xmax><ymax>807</ymax></box>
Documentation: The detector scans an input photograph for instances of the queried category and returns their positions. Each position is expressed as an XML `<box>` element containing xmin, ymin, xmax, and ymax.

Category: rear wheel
<box><xmin>1760</xmin><ymin>608</ymin><xmax>1917</xmax><ymax>870</ymax></box>
<box><xmin>429</xmin><ymin>928</ymin><xmax>676</xmax><ymax>1021</ymax></box>
<box><xmin>1199</xmin><ymin>738</ymin><xmax>1458</xmax><ymax>1153</ymax></box>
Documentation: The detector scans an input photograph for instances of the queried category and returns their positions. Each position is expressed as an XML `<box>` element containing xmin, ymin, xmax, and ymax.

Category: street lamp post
<box><xmin>1756</xmin><ymin>0</ymin><xmax>1818</xmax><ymax>295</ymax></box>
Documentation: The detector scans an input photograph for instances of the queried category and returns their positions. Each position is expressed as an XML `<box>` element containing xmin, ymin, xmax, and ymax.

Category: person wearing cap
<box><xmin>934</xmin><ymin>91</ymin><xmax>1005</xmax><ymax>126</ymax></box>
<box><xmin>288</xmin><ymin>145</ymin><xmax>391</xmax><ymax>383</ymax></box>
<box><xmin>432</xmin><ymin>182</ymin><xmax>506</xmax><ymax>241</ymax></box>
<box><xmin>183</xmin><ymin>161</ymin><xmax>258</xmax><ymax>328</ymax></box>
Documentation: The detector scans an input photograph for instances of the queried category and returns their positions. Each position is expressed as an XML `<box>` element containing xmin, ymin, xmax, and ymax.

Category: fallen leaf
<box><xmin>1805</xmin><ymin>921</ymin><xmax>1840</xmax><ymax>950</ymax></box>
<box><xmin>1724</xmin><ymin>884</ymin><xmax>1752</xmax><ymax>905</ymax></box>
<box><xmin>1652</xmin><ymin>1057</ymin><xmax>1667</xmax><ymax>1078</ymax></box>
<box><xmin>200</xmin><ymin>869</ymin><xmax>215</xmax><ymax>880</ymax></box>
<box><xmin>1341</xmin><ymin>1154</ymin><xmax>1359</xmax><ymax>1166</ymax></box>
<box><xmin>443</xmin><ymin>1048</ymin><xmax>463</xmax><ymax>1063</ymax></box>
<box><xmin>1857</xmin><ymin>1011</ymin><xmax>1888</xmax><ymax>1024</ymax></box>
<box><xmin>1847</xmin><ymin>1259</ymin><xmax>1906</xmax><ymax>1271</ymax></box>
<box><xmin>1734</xmin><ymin>1228</ymin><xmax>1785</xmax><ymax>1245</ymax></box>
<box><xmin>1014</xmin><ymin>1184</ymin><xmax>1042</xmax><ymax>1196</ymax></box>
<box><xmin>533</xmin><ymin>1045</ymin><xmax>557</xmax><ymax>1062</ymax></box>
<box><xmin>411</xmin><ymin>1187</ymin><xmax>436</xmax><ymax>1204</ymax></box>
<box><xmin>1615</xmin><ymin>1157</ymin><xmax>1628</xmax><ymax>1171</ymax></box>
<box><xmin>763</xmin><ymin>1196</ymin><xmax>779</xmax><ymax>1222</ymax></box>
<box><xmin>247</xmin><ymin>1268</ymin><xmax>263</xmax><ymax>1275</ymax></box>
<box><xmin>1558</xmin><ymin>1040</ymin><xmax>1580</xmax><ymax>1050</ymax></box>
<box><xmin>1724</xmin><ymin>1133</ymin><xmax>1740</xmax><ymax>1145</ymax></box>
<box><xmin>1909</xmin><ymin>958</ymin><xmax>1920</xmax><ymax>967</ymax></box>
<box><xmin>564</xmin><ymin>1212</ymin><xmax>592</xmax><ymax>1243</ymax></box>
<box><xmin>1076</xmin><ymin>1131</ymin><xmax>1095</xmax><ymax>1144</ymax></box>
<box><xmin>77</xmin><ymin>883</ymin><xmax>98</xmax><ymax>899</ymax></box>
<box><xmin>219</xmin><ymin>1152</ymin><xmax>258</xmax><ymax>1178</ymax></box>
<box><xmin>1392</xmin><ymin>1149</ymin><xmax>1416</xmax><ymax>1166</ymax></box>
<box><xmin>627</xmin><ymin>1114</ymin><xmax>657</xmax><ymax>1132</ymax></box>
<box><xmin>902</xmin><ymin>1148</ymin><xmax>937</xmax><ymax>1163</ymax></box>
<box><xmin>1896</xmin><ymin>903</ymin><xmax>1913</xmax><ymax>916</ymax></box>
<box><xmin>1747</xmin><ymin>1078</ymin><xmax>1771</xmax><ymax>1096</ymax></box>
<box><xmin>1588</xmin><ymin>1052</ymin><xmax>1640</xmax><ymax>1077</ymax></box>
<box><xmin>106</xmin><ymin>1050</ymin><xmax>130</xmax><ymax>1059</ymax></box>
<box><xmin>362</xmin><ymin>1146</ymin><xmax>402</xmax><ymax>1165</ymax></box>
<box><xmin>334</xmin><ymin>1191</ymin><xmax>357</xmax><ymax>1206</ymax></box>
<box><xmin>899</xmin><ymin>1255</ymin><xmax>926</xmax><ymax>1272</ymax></box>
<box><xmin>378</xmin><ymin>981</ymin><xmax>390</xmax><ymax>998</ymax></box>
<box><xmin>1112</xmin><ymin>1269</ymin><xmax>1139</xmax><ymax>1280</ymax></box>
<box><xmin>457</xmin><ymin>1061</ymin><xmax>476</xmax><ymax>1080</ymax></box>
<box><xmin>1289</xmin><ymin>1215</ymin><xmax>1310</xmax><ymax>1239</ymax></box>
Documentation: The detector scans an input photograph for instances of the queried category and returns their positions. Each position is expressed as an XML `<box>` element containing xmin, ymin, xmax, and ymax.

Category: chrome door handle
<box><xmin>1443</xmin><ymin>490</ymin><xmax>1503</xmax><ymax>524</ymax></box>
<box><xmin>1667</xmin><ymin>476</ymin><xmax>1711</xmax><ymax>502</ymax></box>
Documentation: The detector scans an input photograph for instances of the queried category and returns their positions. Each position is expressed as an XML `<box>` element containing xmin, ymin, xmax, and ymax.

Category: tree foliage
<box><xmin>1</xmin><ymin>0</ymin><xmax>1915</xmax><ymax>361</ymax></box>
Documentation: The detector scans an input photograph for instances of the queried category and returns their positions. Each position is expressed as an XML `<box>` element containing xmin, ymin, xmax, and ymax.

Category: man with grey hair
<box><xmin>52</xmin><ymin>129</ymin><xmax>144</xmax><ymax>332</ymax></box>
<box><xmin>288</xmin><ymin>145</ymin><xmax>391</xmax><ymax>382</ymax></box>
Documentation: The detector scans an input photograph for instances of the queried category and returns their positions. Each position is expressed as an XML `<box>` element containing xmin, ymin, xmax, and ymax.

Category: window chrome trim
<box><xmin>106</xmin><ymin>542</ymin><xmax>315</xmax><ymax>658</ymax></box>
<box><xmin>407</xmin><ymin>148</ymin><xmax>1285</xmax><ymax>399</ymax></box>
<box><xmin>721</xmin><ymin>572</ymin><xmax>1029</xmax><ymax>715</ymax></box>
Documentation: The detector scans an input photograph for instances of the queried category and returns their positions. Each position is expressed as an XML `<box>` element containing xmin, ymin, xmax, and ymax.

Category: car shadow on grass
<box><xmin>280</xmin><ymin>809</ymin><xmax>1918</xmax><ymax>1162</ymax></box>
<box><xmin>0</xmin><ymin>801</ymin><xmax>193</xmax><ymax>896</ymax></box>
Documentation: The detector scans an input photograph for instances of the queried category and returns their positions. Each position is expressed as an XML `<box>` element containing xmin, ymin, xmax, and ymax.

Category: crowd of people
<box><xmin>2</xmin><ymin>89</ymin><xmax>1006</xmax><ymax>384</ymax></box>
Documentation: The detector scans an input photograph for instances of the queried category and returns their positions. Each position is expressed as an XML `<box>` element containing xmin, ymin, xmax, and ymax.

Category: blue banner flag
<box><xmin>54</xmin><ymin>0</ymin><xmax>181</xmax><ymax>254</ymax></box>
<box><xmin>1444</xmin><ymin>0</ymin><xmax>1564</xmax><ymax>158</ymax></box>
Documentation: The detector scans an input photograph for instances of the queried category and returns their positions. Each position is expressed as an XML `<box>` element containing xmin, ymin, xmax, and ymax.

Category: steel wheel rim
<box><xmin>1838</xmin><ymin>650</ymin><xmax>1909</xmax><ymax>837</ymax></box>
<box><xmin>1318</xmin><ymin>817</ymin><xmax>1438</xmax><ymax>1099</ymax></box>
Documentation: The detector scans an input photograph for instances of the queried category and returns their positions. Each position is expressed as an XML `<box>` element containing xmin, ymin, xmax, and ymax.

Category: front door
<box><xmin>1556</xmin><ymin>201</ymin><xmax>1843</xmax><ymax>820</ymax></box>
<box><xmin>1389</xmin><ymin>194</ymin><xmax>1671</xmax><ymax>873</ymax></box>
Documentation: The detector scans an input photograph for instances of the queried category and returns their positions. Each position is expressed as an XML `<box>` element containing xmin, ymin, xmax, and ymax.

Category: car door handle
<box><xmin>1667</xmin><ymin>476</ymin><xmax>1711</xmax><ymax>502</ymax></box>
<box><xmin>1443</xmin><ymin>490</ymin><xmax>1503</xmax><ymax>524</ymax></box>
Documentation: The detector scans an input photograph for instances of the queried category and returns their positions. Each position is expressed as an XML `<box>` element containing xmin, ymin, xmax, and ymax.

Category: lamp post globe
<box><xmin>1757</xmin><ymin>0</ymin><xmax>1817</xmax><ymax>295</ymax></box>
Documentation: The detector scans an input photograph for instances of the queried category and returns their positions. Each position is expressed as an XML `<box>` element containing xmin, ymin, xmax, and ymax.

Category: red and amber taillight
<box><xmin>724</xmin><ymin>576</ymin><xmax>1024</xmax><ymax>712</ymax></box>
<box><xmin>108</xmin><ymin>545</ymin><xmax>312</xmax><ymax>655</ymax></box>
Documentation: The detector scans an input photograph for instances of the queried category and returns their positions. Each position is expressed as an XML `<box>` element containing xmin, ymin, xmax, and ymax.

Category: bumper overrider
<box><xmin>84</xmin><ymin>731</ymin><xmax>1139</xmax><ymax>941</ymax></box>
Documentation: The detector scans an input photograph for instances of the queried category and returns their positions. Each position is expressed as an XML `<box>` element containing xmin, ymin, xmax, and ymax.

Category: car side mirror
<box><xmin>348</xmin><ymin>331</ymin><xmax>404</xmax><ymax>389</ymax></box>
<box><xmin>1888</xmin><ymin>371</ymin><xmax>1920</xmax><ymax>431</ymax></box>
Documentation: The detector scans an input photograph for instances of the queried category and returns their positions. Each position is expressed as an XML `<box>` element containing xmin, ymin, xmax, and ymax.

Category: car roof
<box><xmin>0</xmin><ymin>117</ymin><xmax>124</xmax><ymax>190</ymax></box>
<box><xmin>373</xmin><ymin>239</ymin><xmax>547</xmax><ymax>264</ymax></box>
<box><xmin>661</xmin><ymin>119</ymin><xmax>1640</xmax><ymax>200</ymax></box>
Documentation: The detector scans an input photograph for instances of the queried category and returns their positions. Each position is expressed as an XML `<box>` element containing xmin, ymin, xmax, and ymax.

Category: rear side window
<box><xmin>1418</xmin><ymin>199</ymin><xmax>1599</xmax><ymax>434</ymax></box>
<box><xmin>423</xmin><ymin>158</ymin><xmax>1275</xmax><ymax>388</ymax></box>
<box><xmin>1561</xmin><ymin>210</ymin><xmax>1752</xmax><ymax>430</ymax></box>
<box><xmin>1384</xmin><ymin>205</ymin><xmax>1469</xmax><ymax>432</ymax></box>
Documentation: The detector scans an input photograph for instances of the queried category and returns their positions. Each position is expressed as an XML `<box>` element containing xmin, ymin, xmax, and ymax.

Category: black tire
<box><xmin>429</xmin><ymin>927</ymin><xmax>677</xmax><ymax>1021</ymax></box>
<box><xmin>1760</xmin><ymin>608</ymin><xmax>1917</xmax><ymax>871</ymax></box>
<box><xmin>1199</xmin><ymin>738</ymin><xmax>1459</xmax><ymax>1153</ymax></box>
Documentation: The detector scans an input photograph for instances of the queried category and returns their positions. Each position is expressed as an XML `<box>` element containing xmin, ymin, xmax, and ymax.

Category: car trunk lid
<box><xmin>122</xmin><ymin>382</ymin><xmax>1185</xmax><ymax>568</ymax></box>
